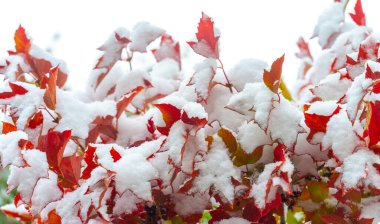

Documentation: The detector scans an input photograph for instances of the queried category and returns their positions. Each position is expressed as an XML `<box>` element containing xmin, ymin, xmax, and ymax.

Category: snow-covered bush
<box><xmin>0</xmin><ymin>0</ymin><xmax>379</xmax><ymax>223</ymax></box>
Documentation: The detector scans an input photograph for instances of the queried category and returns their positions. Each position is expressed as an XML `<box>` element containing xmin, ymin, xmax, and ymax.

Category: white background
<box><xmin>1</xmin><ymin>0</ymin><xmax>379</xmax><ymax>89</ymax></box>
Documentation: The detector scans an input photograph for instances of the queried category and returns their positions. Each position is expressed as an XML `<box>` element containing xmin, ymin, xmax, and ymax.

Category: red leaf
<box><xmin>349</xmin><ymin>0</ymin><xmax>366</xmax><ymax>26</ymax></box>
<box><xmin>296</xmin><ymin>37</ymin><xmax>313</xmax><ymax>60</ymax></box>
<box><xmin>1</xmin><ymin>205</ymin><xmax>33</xmax><ymax>223</ymax></box>
<box><xmin>28</xmin><ymin>110</ymin><xmax>44</xmax><ymax>129</ymax></box>
<box><xmin>18</xmin><ymin>139</ymin><xmax>34</xmax><ymax>150</ymax></box>
<box><xmin>81</xmin><ymin>145</ymin><xmax>98</xmax><ymax>180</ymax></box>
<box><xmin>365</xmin><ymin>64</ymin><xmax>380</xmax><ymax>80</ymax></box>
<box><xmin>110</xmin><ymin>147</ymin><xmax>121</xmax><ymax>162</ymax></box>
<box><xmin>154</xmin><ymin>103</ymin><xmax>181</xmax><ymax>135</ymax></box>
<box><xmin>116</xmin><ymin>86</ymin><xmax>144</xmax><ymax>119</ymax></box>
<box><xmin>263</xmin><ymin>54</ymin><xmax>285</xmax><ymax>94</ymax></box>
<box><xmin>365</xmin><ymin>102</ymin><xmax>380</xmax><ymax>148</ymax></box>
<box><xmin>187</xmin><ymin>12</ymin><xmax>220</xmax><ymax>58</ymax></box>
<box><xmin>152</xmin><ymin>34</ymin><xmax>181</xmax><ymax>68</ymax></box>
<box><xmin>147</xmin><ymin>117</ymin><xmax>156</xmax><ymax>134</ymax></box>
<box><xmin>59</xmin><ymin>154</ymin><xmax>82</xmax><ymax>189</ymax></box>
<box><xmin>38</xmin><ymin>129</ymin><xmax>71</xmax><ymax>173</ymax></box>
<box><xmin>304</xmin><ymin>106</ymin><xmax>341</xmax><ymax>141</ymax></box>
<box><xmin>242</xmin><ymin>201</ymin><xmax>261</xmax><ymax>222</ymax></box>
<box><xmin>2</xmin><ymin>121</ymin><xmax>17</xmax><ymax>134</ymax></box>
<box><xmin>274</xmin><ymin>144</ymin><xmax>286</xmax><ymax>162</ymax></box>
<box><xmin>14</xmin><ymin>193</ymin><xmax>22</xmax><ymax>207</ymax></box>
<box><xmin>14</xmin><ymin>25</ymin><xmax>31</xmax><ymax>53</ymax></box>
<box><xmin>43</xmin><ymin>66</ymin><xmax>58</xmax><ymax>110</ymax></box>
<box><xmin>181</xmin><ymin>111</ymin><xmax>207</xmax><ymax>127</ymax></box>
<box><xmin>320</xmin><ymin>214</ymin><xmax>348</xmax><ymax>224</ymax></box>
<box><xmin>0</xmin><ymin>82</ymin><xmax>28</xmax><ymax>99</ymax></box>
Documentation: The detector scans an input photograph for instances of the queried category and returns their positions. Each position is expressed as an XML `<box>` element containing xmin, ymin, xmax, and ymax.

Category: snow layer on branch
<box><xmin>322</xmin><ymin>110</ymin><xmax>360</xmax><ymax>161</ymax></box>
<box><xmin>217</xmin><ymin>217</ymin><xmax>251</xmax><ymax>224</ymax></box>
<box><xmin>307</xmin><ymin>101</ymin><xmax>339</xmax><ymax>116</ymax></box>
<box><xmin>340</xmin><ymin>149</ymin><xmax>380</xmax><ymax>190</ymax></box>
<box><xmin>55</xmin><ymin>90</ymin><xmax>116</xmax><ymax>139</ymax></box>
<box><xmin>189</xmin><ymin>58</ymin><xmax>217</xmax><ymax>101</ymax></box>
<box><xmin>312</xmin><ymin>1</ymin><xmax>344</xmax><ymax>47</ymax></box>
<box><xmin>227</xmin><ymin>82</ymin><xmax>275</xmax><ymax>129</ymax></box>
<box><xmin>129</xmin><ymin>22</ymin><xmax>165</xmax><ymax>52</ymax></box>
<box><xmin>146</xmin><ymin>58</ymin><xmax>180</xmax><ymax>97</ymax></box>
<box><xmin>312</xmin><ymin>73</ymin><xmax>352</xmax><ymax>101</ymax></box>
<box><xmin>182</xmin><ymin>102</ymin><xmax>207</xmax><ymax>120</ymax></box>
<box><xmin>305</xmin><ymin>50</ymin><xmax>336</xmax><ymax>84</ymax></box>
<box><xmin>237</xmin><ymin>121</ymin><xmax>271</xmax><ymax>154</ymax></box>
<box><xmin>1</xmin><ymin>55</ymin><xmax>30</xmax><ymax>82</ymax></box>
<box><xmin>228</xmin><ymin>58</ymin><xmax>267</xmax><ymax>91</ymax></box>
<box><xmin>360</xmin><ymin>197</ymin><xmax>380</xmax><ymax>223</ymax></box>
<box><xmin>30</xmin><ymin>171</ymin><xmax>62</xmax><ymax>215</ymax></box>
<box><xmin>8</xmin><ymin>150</ymin><xmax>49</xmax><ymax>203</ymax></box>
<box><xmin>172</xmin><ymin>193</ymin><xmax>209</xmax><ymax>217</ymax></box>
<box><xmin>114</xmin><ymin>152</ymin><xmax>157</xmax><ymax>200</ymax></box>
<box><xmin>268</xmin><ymin>97</ymin><xmax>303</xmax><ymax>147</ymax></box>
<box><xmin>346</xmin><ymin>74</ymin><xmax>372</xmax><ymax>120</ymax></box>
<box><xmin>0</xmin><ymin>131</ymin><xmax>27</xmax><ymax>167</ymax></box>
<box><xmin>194</xmin><ymin>136</ymin><xmax>240</xmax><ymax>202</ymax></box>
<box><xmin>0</xmin><ymin>82</ymin><xmax>44</xmax><ymax>129</ymax></box>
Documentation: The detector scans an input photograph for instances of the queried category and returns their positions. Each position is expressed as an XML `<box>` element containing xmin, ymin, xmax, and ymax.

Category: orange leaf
<box><xmin>187</xmin><ymin>12</ymin><xmax>220</xmax><ymax>58</ymax></box>
<box><xmin>349</xmin><ymin>0</ymin><xmax>366</xmax><ymax>26</ymax></box>
<box><xmin>14</xmin><ymin>25</ymin><xmax>31</xmax><ymax>53</ymax></box>
<box><xmin>263</xmin><ymin>54</ymin><xmax>285</xmax><ymax>94</ymax></box>
<box><xmin>43</xmin><ymin>66</ymin><xmax>58</xmax><ymax>110</ymax></box>
<box><xmin>154</xmin><ymin>103</ymin><xmax>181</xmax><ymax>135</ymax></box>
<box><xmin>2</xmin><ymin>121</ymin><xmax>17</xmax><ymax>134</ymax></box>
<box><xmin>217</xmin><ymin>128</ymin><xmax>238</xmax><ymax>154</ymax></box>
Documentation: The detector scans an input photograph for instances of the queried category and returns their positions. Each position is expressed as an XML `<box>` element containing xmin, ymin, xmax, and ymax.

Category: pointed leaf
<box><xmin>263</xmin><ymin>54</ymin><xmax>285</xmax><ymax>94</ymax></box>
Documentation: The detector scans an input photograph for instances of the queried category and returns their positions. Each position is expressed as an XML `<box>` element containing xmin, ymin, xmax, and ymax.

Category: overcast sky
<box><xmin>1</xmin><ymin>0</ymin><xmax>379</xmax><ymax>90</ymax></box>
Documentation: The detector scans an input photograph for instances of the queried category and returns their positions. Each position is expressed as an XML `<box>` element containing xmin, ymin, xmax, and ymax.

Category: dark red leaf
<box><xmin>320</xmin><ymin>213</ymin><xmax>348</xmax><ymax>224</ymax></box>
<box><xmin>242</xmin><ymin>201</ymin><xmax>261</xmax><ymax>222</ymax></box>
<box><xmin>274</xmin><ymin>144</ymin><xmax>286</xmax><ymax>162</ymax></box>
<box><xmin>59</xmin><ymin>154</ymin><xmax>82</xmax><ymax>189</ymax></box>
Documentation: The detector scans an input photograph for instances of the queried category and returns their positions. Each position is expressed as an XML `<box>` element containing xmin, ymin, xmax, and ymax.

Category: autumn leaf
<box><xmin>14</xmin><ymin>25</ymin><xmax>31</xmax><ymax>53</ymax></box>
<box><xmin>187</xmin><ymin>12</ymin><xmax>220</xmax><ymax>58</ymax></box>
<box><xmin>154</xmin><ymin>103</ymin><xmax>181</xmax><ymax>135</ymax></box>
<box><xmin>0</xmin><ymin>82</ymin><xmax>28</xmax><ymax>99</ymax></box>
<box><xmin>307</xmin><ymin>180</ymin><xmax>329</xmax><ymax>203</ymax></box>
<box><xmin>320</xmin><ymin>214</ymin><xmax>347</xmax><ymax>224</ymax></box>
<box><xmin>304</xmin><ymin>106</ymin><xmax>341</xmax><ymax>141</ymax></box>
<box><xmin>81</xmin><ymin>145</ymin><xmax>98</xmax><ymax>179</ymax></box>
<box><xmin>38</xmin><ymin>129</ymin><xmax>71</xmax><ymax>173</ymax></box>
<box><xmin>364</xmin><ymin>102</ymin><xmax>380</xmax><ymax>149</ymax></box>
<box><xmin>110</xmin><ymin>147</ymin><xmax>122</xmax><ymax>162</ymax></box>
<box><xmin>43</xmin><ymin>66</ymin><xmax>58</xmax><ymax>110</ymax></box>
<box><xmin>27</xmin><ymin>110</ymin><xmax>44</xmax><ymax>129</ymax></box>
<box><xmin>152</xmin><ymin>34</ymin><xmax>181</xmax><ymax>67</ymax></box>
<box><xmin>263</xmin><ymin>54</ymin><xmax>285</xmax><ymax>94</ymax></box>
<box><xmin>1</xmin><ymin>121</ymin><xmax>17</xmax><ymax>134</ymax></box>
<box><xmin>274</xmin><ymin>144</ymin><xmax>286</xmax><ymax>162</ymax></box>
<box><xmin>116</xmin><ymin>86</ymin><xmax>144</xmax><ymax>119</ymax></box>
<box><xmin>59</xmin><ymin>154</ymin><xmax>82</xmax><ymax>188</ymax></box>
<box><xmin>181</xmin><ymin>111</ymin><xmax>207</xmax><ymax>127</ymax></box>
<box><xmin>349</xmin><ymin>0</ymin><xmax>366</xmax><ymax>26</ymax></box>
<box><xmin>296</xmin><ymin>37</ymin><xmax>313</xmax><ymax>60</ymax></box>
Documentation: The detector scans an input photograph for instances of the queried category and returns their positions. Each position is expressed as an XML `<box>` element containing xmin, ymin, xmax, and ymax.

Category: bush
<box><xmin>0</xmin><ymin>0</ymin><xmax>379</xmax><ymax>223</ymax></box>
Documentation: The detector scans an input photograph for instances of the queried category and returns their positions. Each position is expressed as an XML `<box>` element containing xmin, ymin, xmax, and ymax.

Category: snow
<box><xmin>189</xmin><ymin>58</ymin><xmax>217</xmax><ymax>100</ymax></box>
<box><xmin>268</xmin><ymin>98</ymin><xmax>303</xmax><ymax>147</ymax></box>
<box><xmin>340</xmin><ymin>149</ymin><xmax>380</xmax><ymax>190</ymax></box>
<box><xmin>114</xmin><ymin>152</ymin><xmax>157</xmax><ymax>200</ymax></box>
<box><xmin>129</xmin><ymin>22</ymin><xmax>165</xmax><ymax>52</ymax></box>
<box><xmin>228</xmin><ymin>58</ymin><xmax>267</xmax><ymax>91</ymax></box>
<box><xmin>312</xmin><ymin>1</ymin><xmax>344</xmax><ymax>47</ymax></box>
<box><xmin>8</xmin><ymin>150</ymin><xmax>49</xmax><ymax>202</ymax></box>
<box><xmin>172</xmin><ymin>193</ymin><xmax>209</xmax><ymax>216</ymax></box>
<box><xmin>217</xmin><ymin>217</ymin><xmax>251</xmax><ymax>224</ymax></box>
<box><xmin>194</xmin><ymin>136</ymin><xmax>240</xmax><ymax>202</ymax></box>
<box><xmin>360</xmin><ymin>196</ymin><xmax>380</xmax><ymax>223</ymax></box>
<box><xmin>237</xmin><ymin>121</ymin><xmax>271</xmax><ymax>154</ymax></box>
<box><xmin>227</xmin><ymin>82</ymin><xmax>276</xmax><ymax>129</ymax></box>
<box><xmin>29</xmin><ymin>44</ymin><xmax>69</xmax><ymax>75</ymax></box>
<box><xmin>55</xmin><ymin>90</ymin><xmax>116</xmax><ymax>139</ymax></box>
<box><xmin>182</xmin><ymin>102</ymin><xmax>207</xmax><ymax>120</ymax></box>
<box><xmin>322</xmin><ymin>110</ymin><xmax>360</xmax><ymax>161</ymax></box>
<box><xmin>306</xmin><ymin>100</ymin><xmax>339</xmax><ymax>116</ymax></box>
<box><xmin>312</xmin><ymin>73</ymin><xmax>352</xmax><ymax>101</ymax></box>
<box><xmin>30</xmin><ymin>171</ymin><xmax>63</xmax><ymax>215</ymax></box>
<box><xmin>305</xmin><ymin>50</ymin><xmax>336</xmax><ymax>84</ymax></box>
<box><xmin>346</xmin><ymin>74</ymin><xmax>372</xmax><ymax>120</ymax></box>
<box><xmin>0</xmin><ymin>131</ymin><xmax>28</xmax><ymax>167</ymax></box>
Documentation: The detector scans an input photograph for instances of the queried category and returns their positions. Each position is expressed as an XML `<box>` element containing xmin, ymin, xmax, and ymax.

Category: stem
<box><xmin>217</xmin><ymin>59</ymin><xmax>233</xmax><ymax>93</ymax></box>
<box><xmin>126</xmin><ymin>50</ymin><xmax>133</xmax><ymax>71</ymax></box>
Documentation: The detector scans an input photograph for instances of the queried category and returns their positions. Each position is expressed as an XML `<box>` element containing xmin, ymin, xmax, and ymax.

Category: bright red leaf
<box><xmin>154</xmin><ymin>103</ymin><xmax>181</xmax><ymax>135</ymax></box>
<box><xmin>364</xmin><ymin>102</ymin><xmax>380</xmax><ymax>149</ymax></box>
<box><xmin>349</xmin><ymin>0</ymin><xmax>366</xmax><ymax>26</ymax></box>
<box><xmin>187</xmin><ymin>13</ymin><xmax>220</xmax><ymax>58</ymax></box>
<box><xmin>116</xmin><ymin>86</ymin><xmax>144</xmax><ymax>119</ymax></box>
<box><xmin>2</xmin><ymin>121</ymin><xmax>17</xmax><ymax>134</ymax></box>
<box><xmin>14</xmin><ymin>25</ymin><xmax>31</xmax><ymax>53</ymax></box>
<box><xmin>110</xmin><ymin>147</ymin><xmax>122</xmax><ymax>162</ymax></box>
<box><xmin>0</xmin><ymin>82</ymin><xmax>28</xmax><ymax>99</ymax></box>
<box><xmin>81</xmin><ymin>145</ymin><xmax>98</xmax><ymax>180</ymax></box>
<box><xmin>27</xmin><ymin>111</ymin><xmax>44</xmax><ymax>129</ymax></box>
<box><xmin>304</xmin><ymin>106</ymin><xmax>341</xmax><ymax>141</ymax></box>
